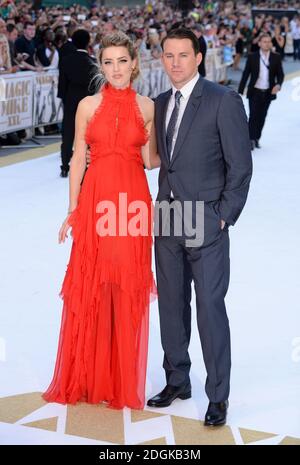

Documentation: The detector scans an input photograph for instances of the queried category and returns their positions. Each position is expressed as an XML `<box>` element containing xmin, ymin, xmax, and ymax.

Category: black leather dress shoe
<box><xmin>204</xmin><ymin>400</ymin><xmax>229</xmax><ymax>426</ymax></box>
<box><xmin>60</xmin><ymin>168</ymin><xmax>69</xmax><ymax>178</ymax></box>
<box><xmin>255</xmin><ymin>139</ymin><xmax>261</xmax><ymax>148</ymax></box>
<box><xmin>147</xmin><ymin>384</ymin><xmax>191</xmax><ymax>408</ymax></box>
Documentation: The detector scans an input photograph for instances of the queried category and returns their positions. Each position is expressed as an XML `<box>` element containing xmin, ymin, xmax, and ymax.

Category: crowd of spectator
<box><xmin>0</xmin><ymin>1</ymin><xmax>300</xmax><ymax>76</ymax></box>
<box><xmin>0</xmin><ymin>1</ymin><xmax>299</xmax><ymax>144</ymax></box>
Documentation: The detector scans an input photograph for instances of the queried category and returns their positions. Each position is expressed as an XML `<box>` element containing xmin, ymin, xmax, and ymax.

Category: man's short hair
<box><xmin>161</xmin><ymin>28</ymin><xmax>200</xmax><ymax>55</ymax></box>
<box><xmin>258</xmin><ymin>32</ymin><xmax>272</xmax><ymax>41</ymax></box>
<box><xmin>7</xmin><ymin>23</ymin><xmax>17</xmax><ymax>34</ymax></box>
<box><xmin>72</xmin><ymin>29</ymin><xmax>90</xmax><ymax>49</ymax></box>
<box><xmin>24</xmin><ymin>21</ymin><xmax>34</xmax><ymax>29</ymax></box>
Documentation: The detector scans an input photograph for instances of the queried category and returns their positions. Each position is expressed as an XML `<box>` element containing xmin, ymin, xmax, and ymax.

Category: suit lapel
<box><xmin>170</xmin><ymin>77</ymin><xmax>204</xmax><ymax>166</ymax></box>
<box><xmin>157</xmin><ymin>89</ymin><xmax>172</xmax><ymax>164</ymax></box>
<box><xmin>269</xmin><ymin>52</ymin><xmax>275</xmax><ymax>75</ymax></box>
<box><xmin>254</xmin><ymin>52</ymin><xmax>260</xmax><ymax>83</ymax></box>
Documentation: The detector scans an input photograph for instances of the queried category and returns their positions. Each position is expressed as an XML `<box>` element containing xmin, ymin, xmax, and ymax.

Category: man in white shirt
<box><xmin>238</xmin><ymin>33</ymin><xmax>284</xmax><ymax>149</ymax></box>
<box><xmin>147</xmin><ymin>28</ymin><xmax>252</xmax><ymax>428</ymax></box>
<box><xmin>291</xmin><ymin>16</ymin><xmax>300</xmax><ymax>61</ymax></box>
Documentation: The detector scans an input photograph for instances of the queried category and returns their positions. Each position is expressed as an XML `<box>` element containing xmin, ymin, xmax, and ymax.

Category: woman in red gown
<box><xmin>43</xmin><ymin>32</ymin><xmax>160</xmax><ymax>409</ymax></box>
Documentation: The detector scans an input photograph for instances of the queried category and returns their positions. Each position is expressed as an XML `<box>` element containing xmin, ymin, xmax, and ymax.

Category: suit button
<box><xmin>168</xmin><ymin>169</ymin><xmax>174</xmax><ymax>173</ymax></box>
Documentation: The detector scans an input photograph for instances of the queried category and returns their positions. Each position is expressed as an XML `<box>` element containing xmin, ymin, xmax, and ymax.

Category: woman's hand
<box><xmin>59</xmin><ymin>214</ymin><xmax>72</xmax><ymax>244</ymax></box>
<box><xmin>86</xmin><ymin>146</ymin><xmax>91</xmax><ymax>166</ymax></box>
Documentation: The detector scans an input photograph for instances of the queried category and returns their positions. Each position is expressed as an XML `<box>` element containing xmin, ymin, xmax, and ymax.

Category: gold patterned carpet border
<box><xmin>0</xmin><ymin>392</ymin><xmax>299</xmax><ymax>445</ymax></box>
<box><xmin>0</xmin><ymin>141</ymin><xmax>61</xmax><ymax>168</ymax></box>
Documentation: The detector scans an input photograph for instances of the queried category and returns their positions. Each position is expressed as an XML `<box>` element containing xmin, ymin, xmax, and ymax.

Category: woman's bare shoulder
<box><xmin>80</xmin><ymin>94</ymin><xmax>102</xmax><ymax>108</ymax></box>
<box><xmin>136</xmin><ymin>94</ymin><xmax>154</xmax><ymax>109</ymax></box>
<box><xmin>77</xmin><ymin>93</ymin><xmax>103</xmax><ymax>118</ymax></box>
<box><xmin>136</xmin><ymin>94</ymin><xmax>154</xmax><ymax>123</ymax></box>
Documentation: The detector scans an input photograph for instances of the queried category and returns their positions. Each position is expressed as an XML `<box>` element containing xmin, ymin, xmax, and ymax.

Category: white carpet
<box><xmin>0</xmin><ymin>78</ymin><xmax>300</xmax><ymax>444</ymax></box>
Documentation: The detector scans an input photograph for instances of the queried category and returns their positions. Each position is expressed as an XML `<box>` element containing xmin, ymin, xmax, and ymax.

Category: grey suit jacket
<box><xmin>155</xmin><ymin>76</ymin><xmax>252</xmax><ymax>226</ymax></box>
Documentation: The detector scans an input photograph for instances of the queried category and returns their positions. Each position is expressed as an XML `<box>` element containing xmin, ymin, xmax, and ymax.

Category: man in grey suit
<box><xmin>147</xmin><ymin>29</ymin><xmax>253</xmax><ymax>426</ymax></box>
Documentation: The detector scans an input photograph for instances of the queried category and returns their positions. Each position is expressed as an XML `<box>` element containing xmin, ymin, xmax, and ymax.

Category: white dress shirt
<box><xmin>291</xmin><ymin>22</ymin><xmax>300</xmax><ymax>40</ymax></box>
<box><xmin>165</xmin><ymin>73</ymin><xmax>199</xmax><ymax>199</ymax></box>
<box><xmin>255</xmin><ymin>50</ymin><xmax>270</xmax><ymax>90</ymax></box>
<box><xmin>45</xmin><ymin>47</ymin><xmax>59</xmax><ymax>69</ymax></box>
<box><xmin>165</xmin><ymin>72</ymin><xmax>200</xmax><ymax>158</ymax></box>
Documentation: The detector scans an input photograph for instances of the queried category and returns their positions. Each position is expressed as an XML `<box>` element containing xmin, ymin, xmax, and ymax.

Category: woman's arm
<box><xmin>58</xmin><ymin>97</ymin><xmax>89</xmax><ymax>243</ymax></box>
<box><xmin>68</xmin><ymin>98</ymin><xmax>89</xmax><ymax>212</ymax></box>
<box><xmin>140</xmin><ymin>97</ymin><xmax>161</xmax><ymax>170</ymax></box>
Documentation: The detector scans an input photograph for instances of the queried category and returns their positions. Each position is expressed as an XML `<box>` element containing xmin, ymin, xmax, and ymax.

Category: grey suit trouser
<box><xmin>155</xmin><ymin>201</ymin><xmax>231</xmax><ymax>402</ymax></box>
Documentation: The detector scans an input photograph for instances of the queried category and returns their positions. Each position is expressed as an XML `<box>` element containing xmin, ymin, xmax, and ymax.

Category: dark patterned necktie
<box><xmin>166</xmin><ymin>90</ymin><xmax>182</xmax><ymax>160</ymax></box>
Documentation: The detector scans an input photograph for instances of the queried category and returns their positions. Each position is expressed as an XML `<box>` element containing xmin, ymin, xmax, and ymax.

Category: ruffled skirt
<box><xmin>43</xmin><ymin>160</ymin><xmax>156</xmax><ymax>409</ymax></box>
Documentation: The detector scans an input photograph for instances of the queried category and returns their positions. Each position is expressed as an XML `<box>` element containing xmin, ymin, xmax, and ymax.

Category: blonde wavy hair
<box><xmin>98</xmin><ymin>31</ymin><xmax>140</xmax><ymax>82</ymax></box>
<box><xmin>0</xmin><ymin>34</ymin><xmax>12</xmax><ymax>69</ymax></box>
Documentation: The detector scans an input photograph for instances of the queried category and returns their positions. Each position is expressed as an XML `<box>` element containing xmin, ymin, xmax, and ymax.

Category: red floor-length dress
<box><xmin>43</xmin><ymin>83</ymin><xmax>156</xmax><ymax>409</ymax></box>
